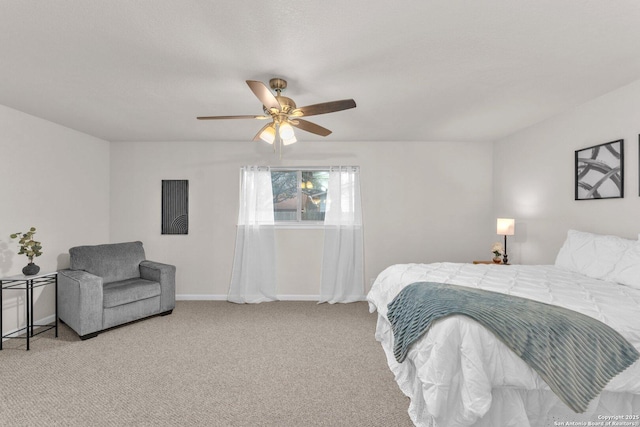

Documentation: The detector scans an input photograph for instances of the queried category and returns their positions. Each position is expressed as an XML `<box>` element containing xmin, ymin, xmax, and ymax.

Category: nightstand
<box><xmin>472</xmin><ymin>260</ymin><xmax>509</xmax><ymax>265</ymax></box>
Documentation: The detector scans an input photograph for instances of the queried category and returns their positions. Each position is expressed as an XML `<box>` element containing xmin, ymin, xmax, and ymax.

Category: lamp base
<box><xmin>502</xmin><ymin>234</ymin><xmax>509</xmax><ymax>265</ymax></box>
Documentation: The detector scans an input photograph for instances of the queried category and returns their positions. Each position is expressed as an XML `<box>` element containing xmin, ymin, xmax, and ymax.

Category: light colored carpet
<box><xmin>0</xmin><ymin>301</ymin><xmax>413</xmax><ymax>426</ymax></box>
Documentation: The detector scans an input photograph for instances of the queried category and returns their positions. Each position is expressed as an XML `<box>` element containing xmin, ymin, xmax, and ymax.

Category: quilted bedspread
<box><xmin>367</xmin><ymin>263</ymin><xmax>640</xmax><ymax>427</ymax></box>
<box><xmin>386</xmin><ymin>282</ymin><xmax>639</xmax><ymax>413</ymax></box>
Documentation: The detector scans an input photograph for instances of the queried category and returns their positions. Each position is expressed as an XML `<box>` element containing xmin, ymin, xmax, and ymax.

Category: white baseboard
<box><xmin>2</xmin><ymin>313</ymin><xmax>57</xmax><ymax>343</ymax></box>
<box><xmin>276</xmin><ymin>295</ymin><xmax>321</xmax><ymax>301</ymax></box>
<box><xmin>176</xmin><ymin>294</ymin><xmax>322</xmax><ymax>301</ymax></box>
<box><xmin>176</xmin><ymin>294</ymin><xmax>228</xmax><ymax>301</ymax></box>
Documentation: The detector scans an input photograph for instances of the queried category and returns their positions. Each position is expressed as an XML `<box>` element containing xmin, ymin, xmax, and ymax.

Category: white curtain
<box><xmin>319</xmin><ymin>166</ymin><xmax>365</xmax><ymax>303</ymax></box>
<box><xmin>228</xmin><ymin>166</ymin><xmax>278</xmax><ymax>304</ymax></box>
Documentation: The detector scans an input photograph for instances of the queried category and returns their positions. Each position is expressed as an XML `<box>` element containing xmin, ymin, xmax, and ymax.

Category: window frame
<box><xmin>271</xmin><ymin>167</ymin><xmax>329</xmax><ymax>228</ymax></box>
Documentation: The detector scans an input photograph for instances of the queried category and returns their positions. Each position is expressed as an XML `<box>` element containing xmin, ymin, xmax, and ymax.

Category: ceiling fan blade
<box><xmin>291</xmin><ymin>118</ymin><xmax>332</xmax><ymax>137</ymax></box>
<box><xmin>197</xmin><ymin>115</ymin><xmax>268</xmax><ymax>120</ymax></box>
<box><xmin>246</xmin><ymin>80</ymin><xmax>281</xmax><ymax>111</ymax></box>
<box><xmin>296</xmin><ymin>99</ymin><xmax>356</xmax><ymax>117</ymax></box>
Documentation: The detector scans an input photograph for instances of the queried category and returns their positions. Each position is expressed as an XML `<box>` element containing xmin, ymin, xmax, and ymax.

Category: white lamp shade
<box><xmin>259</xmin><ymin>125</ymin><xmax>276</xmax><ymax>144</ymax></box>
<box><xmin>279</xmin><ymin>122</ymin><xmax>295</xmax><ymax>140</ymax></box>
<box><xmin>496</xmin><ymin>218</ymin><xmax>515</xmax><ymax>236</ymax></box>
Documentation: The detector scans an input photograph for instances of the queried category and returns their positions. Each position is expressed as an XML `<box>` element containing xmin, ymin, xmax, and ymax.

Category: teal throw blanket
<box><xmin>386</xmin><ymin>282</ymin><xmax>639</xmax><ymax>413</ymax></box>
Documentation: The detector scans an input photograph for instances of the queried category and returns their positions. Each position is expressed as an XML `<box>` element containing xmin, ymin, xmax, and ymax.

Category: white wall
<box><xmin>493</xmin><ymin>78</ymin><xmax>640</xmax><ymax>264</ymax></box>
<box><xmin>110</xmin><ymin>140</ymin><xmax>494</xmax><ymax>298</ymax></box>
<box><xmin>0</xmin><ymin>104</ymin><xmax>110</xmax><ymax>335</ymax></box>
<box><xmin>4</xmin><ymin>70</ymin><xmax>638</xmax><ymax>332</ymax></box>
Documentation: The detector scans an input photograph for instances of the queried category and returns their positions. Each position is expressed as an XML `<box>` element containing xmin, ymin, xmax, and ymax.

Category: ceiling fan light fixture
<box><xmin>259</xmin><ymin>125</ymin><xmax>276</xmax><ymax>144</ymax></box>
<box><xmin>278</xmin><ymin>122</ymin><xmax>295</xmax><ymax>140</ymax></box>
<box><xmin>197</xmin><ymin>78</ymin><xmax>356</xmax><ymax>154</ymax></box>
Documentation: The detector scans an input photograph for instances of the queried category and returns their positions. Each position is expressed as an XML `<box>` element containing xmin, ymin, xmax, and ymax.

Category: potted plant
<box><xmin>10</xmin><ymin>227</ymin><xmax>43</xmax><ymax>275</ymax></box>
<box><xmin>491</xmin><ymin>242</ymin><xmax>503</xmax><ymax>264</ymax></box>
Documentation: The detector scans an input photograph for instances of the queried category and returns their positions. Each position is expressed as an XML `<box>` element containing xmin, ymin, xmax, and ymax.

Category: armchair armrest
<box><xmin>58</xmin><ymin>269</ymin><xmax>104</xmax><ymax>337</ymax></box>
<box><xmin>140</xmin><ymin>260</ymin><xmax>176</xmax><ymax>312</ymax></box>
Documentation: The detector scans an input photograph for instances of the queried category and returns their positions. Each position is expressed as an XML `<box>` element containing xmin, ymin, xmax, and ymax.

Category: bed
<box><xmin>367</xmin><ymin>230</ymin><xmax>640</xmax><ymax>427</ymax></box>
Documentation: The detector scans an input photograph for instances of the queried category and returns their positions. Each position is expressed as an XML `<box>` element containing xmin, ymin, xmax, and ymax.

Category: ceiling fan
<box><xmin>197</xmin><ymin>78</ymin><xmax>356</xmax><ymax>146</ymax></box>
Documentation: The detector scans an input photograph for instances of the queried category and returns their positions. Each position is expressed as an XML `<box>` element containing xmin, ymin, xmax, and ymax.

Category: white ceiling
<box><xmin>2</xmin><ymin>1</ymin><xmax>640</xmax><ymax>143</ymax></box>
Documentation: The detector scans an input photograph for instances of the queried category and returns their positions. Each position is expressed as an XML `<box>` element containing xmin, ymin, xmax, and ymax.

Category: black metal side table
<box><xmin>1</xmin><ymin>271</ymin><xmax>58</xmax><ymax>351</ymax></box>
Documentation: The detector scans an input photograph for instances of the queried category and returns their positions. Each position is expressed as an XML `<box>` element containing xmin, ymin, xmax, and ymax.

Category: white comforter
<box><xmin>367</xmin><ymin>263</ymin><xmax>640</xmax><ymax>427</ymax></box>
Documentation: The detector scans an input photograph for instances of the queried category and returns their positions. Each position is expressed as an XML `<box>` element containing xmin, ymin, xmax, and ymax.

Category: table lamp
<box><xmin>496</xmin><ymin>218</ymin><xmax>515</xmax><ymax>264</ymax></box>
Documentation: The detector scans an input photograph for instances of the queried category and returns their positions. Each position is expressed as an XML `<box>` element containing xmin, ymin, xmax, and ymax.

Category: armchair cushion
<box><xmin>70</xmin><ymin>241</ymin><xmax>146</xmax><ymax>284</ymax></box>
<box><xmin>102</xmin><ymin>278</ymin><xmax>161</xmax><ymax>308</ymax></box>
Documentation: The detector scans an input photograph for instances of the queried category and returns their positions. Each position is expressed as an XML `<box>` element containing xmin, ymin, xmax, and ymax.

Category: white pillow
<box><xmin>554</xmin><ymin>229</ymin><xmax>635</xmax><ymax>280</ymax></box>
<box><xmin>609</xmin><ymin>242</ymin><xmax>640</xmax><ymax>289</ymax></box>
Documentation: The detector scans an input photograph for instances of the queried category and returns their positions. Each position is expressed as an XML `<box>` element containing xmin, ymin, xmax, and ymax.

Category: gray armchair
<box><xmin>58</xmin><ymin>241</ymin><xmax>175</xmax><ymax>340</ymax></box>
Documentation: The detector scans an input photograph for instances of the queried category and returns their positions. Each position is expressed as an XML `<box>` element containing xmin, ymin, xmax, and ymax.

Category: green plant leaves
<box><xmin>9</xmin><ymin>227</ymin><xmax>43</xmax><ymax>260</ymax></box>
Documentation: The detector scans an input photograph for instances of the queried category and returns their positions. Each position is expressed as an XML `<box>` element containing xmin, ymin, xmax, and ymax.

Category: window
<box><xmin>271</xmin><ymin>169</ymin><xmax>329</xmax><ymax>224</ymax></box>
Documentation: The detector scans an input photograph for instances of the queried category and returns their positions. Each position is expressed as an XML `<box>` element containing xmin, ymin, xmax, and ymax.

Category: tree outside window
<box><xmin>271</xmin><ymin>169</ymin><xmax>329</xmax><ymax>223</ymax></box>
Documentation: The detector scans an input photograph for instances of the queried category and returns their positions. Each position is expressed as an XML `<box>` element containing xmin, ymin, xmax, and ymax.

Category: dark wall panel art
<box><xmin>162</xmin><ymin>180</ymin><xmax>189</xmax><ymax>234</ymax></box>
<box><xmin>575</xmin><ymin>139</ymin><xmax>623</xmax><ymax>200</ymax></box>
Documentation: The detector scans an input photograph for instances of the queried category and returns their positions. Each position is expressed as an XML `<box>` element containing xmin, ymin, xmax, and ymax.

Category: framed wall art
<box><xmin>575</xmin><ymin>139</ymin><xmax>623</xmax><ymax>200</ymax></box>
<box><xmin>162</xmin><ymin>180</ymin><xmax>189</xmax><ymax>234</ymax></box>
